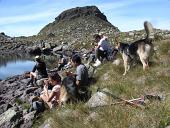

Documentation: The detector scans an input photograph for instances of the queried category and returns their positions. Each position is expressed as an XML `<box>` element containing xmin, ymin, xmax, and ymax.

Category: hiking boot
<box><xmin>93</xmin><ymin>59</ymin><xmax>101</xmax><ymax>67</ymax></box>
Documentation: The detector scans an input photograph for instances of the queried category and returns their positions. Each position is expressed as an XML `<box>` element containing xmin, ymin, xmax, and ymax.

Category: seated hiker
<box><xmin>57</xmin><ymin>54</ymin><xmax>67</xmax><ymax>71</ymax></box>
<box><xmin>40</xmin><ymin>72</ymin><xmax>61</xmax><ymax>109</ymax></box>
<box><xmin>66</xmin><ymin>54</ymin><xmax>90</xmax><ymax>102</ymax></box>
<box><xmin>93</xmin><ymin>34</ymin><xmax>110</xmax><ymax>67</ymax></box>
<box><xmin>27</xmin><ymin>56</ymin><xmax>48</xmax><ymax>86</ymax></box>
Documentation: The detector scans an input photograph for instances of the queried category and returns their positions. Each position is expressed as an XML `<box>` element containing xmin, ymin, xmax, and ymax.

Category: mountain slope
<box><xmin>37</xmin><ymin>6</ymin><xmax>119</xmax><ymax>49</ymax></box>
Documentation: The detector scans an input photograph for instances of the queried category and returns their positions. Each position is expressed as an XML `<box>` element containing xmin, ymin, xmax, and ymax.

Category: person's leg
<box><xmin>112</xmin><ymin>49</ymin><xmax>118</xmax><ymax>59</ymax></box>
<box><xmin>27</xmin><ymin>72</ymin><xmax>36</xmax><ymax>85</ymax></box>
<box><xmin>40</xmin><ymin>93</ymin><xmax>52</xmax><ymax>109</ymax></box>
<box><xmin>58</xmin><ymin>63</ymin><xmax>65</xmax><ymax>71</ymax></box>
<box><xmin>98</xmin><ymin>49</ymin><xmax>105</xmax><ymax>62</ymax></box>
<box><xmin>94</xmin><ymin>49</ymin><xmax>103</xmax><ymax>66</ymax></box>
<box><xmin>102</xmin><ymin>50</ymin><xmax>109</xmax><ymax>61</ymax></box>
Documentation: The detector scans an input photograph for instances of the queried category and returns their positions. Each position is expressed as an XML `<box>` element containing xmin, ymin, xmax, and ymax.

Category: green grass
<box><xmin>33</xmin><ymin>39</ymin><xmax>170</xmax><ymax>128</ymax></box>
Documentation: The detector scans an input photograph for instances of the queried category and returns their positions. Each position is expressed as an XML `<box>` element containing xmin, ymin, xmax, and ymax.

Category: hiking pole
<box><xmin>97</xmin><ymin>88</ymin><xmax>143</xmax><ymax>109</ymax></box>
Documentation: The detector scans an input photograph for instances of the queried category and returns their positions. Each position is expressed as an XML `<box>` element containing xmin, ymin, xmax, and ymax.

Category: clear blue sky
<box><xmin>0</xmin><ymin>0</ymin><xmax>170</xmax><ymax>37</ymax></box>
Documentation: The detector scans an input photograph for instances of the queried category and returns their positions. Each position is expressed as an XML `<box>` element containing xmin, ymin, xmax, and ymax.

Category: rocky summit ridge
<box><xmin>37</xmin><ymin>6</ymin><xmax>119</xmax><ymax>48</ymax></box>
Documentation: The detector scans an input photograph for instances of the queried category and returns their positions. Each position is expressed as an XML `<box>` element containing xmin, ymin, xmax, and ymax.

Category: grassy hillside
<box><xmin>33</xmin><ymin>39</ymin><xmax>170</xmax><ymax>128</ymax></box>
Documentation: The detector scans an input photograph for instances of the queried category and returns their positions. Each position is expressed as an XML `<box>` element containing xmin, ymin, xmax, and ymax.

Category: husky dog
<box><xmin>116</xmin><ymin>21</ymin><xmax>154</xmax><ymax>75</ymax></box>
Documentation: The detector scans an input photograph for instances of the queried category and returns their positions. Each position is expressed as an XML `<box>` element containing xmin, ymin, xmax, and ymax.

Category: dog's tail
<box><xmin>144</xmin><ymin>21</ymin><xmax>154</xmax><ymax>40</ymax></box>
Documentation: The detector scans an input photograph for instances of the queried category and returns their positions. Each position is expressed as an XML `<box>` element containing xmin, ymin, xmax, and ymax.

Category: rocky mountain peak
<box><xmin>37</xmin><ymin>6</ymin><xmax>119</xmax><ymax>49</ymax></box>
<box><xmin>55</xmin><ymin>6</ymin><xmax>108</xmax><ymax>22</ymax></box>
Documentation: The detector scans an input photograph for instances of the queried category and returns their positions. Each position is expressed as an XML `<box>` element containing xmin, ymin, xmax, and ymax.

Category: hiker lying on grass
<box><xmin>40</xmin><ymin>72</ymin><xmax>61</xmax><ymax>109</ymax></box>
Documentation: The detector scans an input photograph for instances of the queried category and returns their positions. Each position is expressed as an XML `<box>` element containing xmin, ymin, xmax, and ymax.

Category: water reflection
<box><xmin>0</xmin><ymin>54</ymin><xmax>59</xmax><ymax>80</ymax></box>
<box><xmin>0</xmin><ymin>60</ymin><xmax>35</xmax><ymax>79</ymax></box>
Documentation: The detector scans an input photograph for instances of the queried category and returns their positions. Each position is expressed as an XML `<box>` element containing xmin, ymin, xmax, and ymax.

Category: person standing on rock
<box><xmin>27</xmin><ymin>56</ymin><xmax>48</xmax><ymax>86</ymax></box>
<box><xmin>40</xmin><ymin>72</ymin><xmax>61</xmax><ymax>109</ymax></box>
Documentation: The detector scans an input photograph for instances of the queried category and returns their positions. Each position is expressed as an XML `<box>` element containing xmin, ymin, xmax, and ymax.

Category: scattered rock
<box><xmin>103</xmin><ymin>73</ymin><xmax>110</xmax><ymax>80</ymax></box>
<box><xmin>84</xmin><ymin>112</ymin><xmax>99</xmax><ymax>124</ymax></box>
<box><xmin>0</xmin><ymin>107</ymin><xmax>23</xmax><ymax>128</ymax></box>
<box><xmin>53</xmin><ymin>45</ymin><xmax>63</xmax><ymax>52</ymax></box>
<box><xmin>112</xmin><ymin>59</ymin><xmax>121</xmax><ymax>66</ymax></box>
<box><xmin>86</xmin><ymin>91</ymin><xmax>111</xmax><ymax>108</ymax></box>
<box><xmin>24</xmin><ymin>87</ymin><xmax>38</xmax><ymax>95</ymax></box>
<box><xmin>39</xmin><ymin>118</ymin><xmax>53</xmax><ymax>128</ymax></box>
<box><xmin>28</xmin><ymin>47</ymin><xmax>41</xmax><ymax>55</ymax></box>
<box><xmin>20</xmin><ymin>111</ymin><xmax>36</xmax><ymax>128</ymax></box>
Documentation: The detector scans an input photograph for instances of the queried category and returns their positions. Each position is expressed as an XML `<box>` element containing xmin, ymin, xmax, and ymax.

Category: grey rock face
<box><xmin>0</xmin><ymin>107</ymin><xmax>23</xmax><ymax>128</ymax></box>
<box><xmin>86</xmin><ymin>91</ymin><xmax>110</xmax><ymax>108</ymax></box>
<box><xmin>20</xmin><ymin>111</ymin><xmax>36</xmax><ymax>128</ymax></box>
<box><xmin>53</xmin><ymin>45</ymin><xmax>63</xmax><ymax>52</ymax></box>
<box><xmin>55</xmin><ymin>6</ymin><xmax>108</xmax><ymax>22</ymax></box>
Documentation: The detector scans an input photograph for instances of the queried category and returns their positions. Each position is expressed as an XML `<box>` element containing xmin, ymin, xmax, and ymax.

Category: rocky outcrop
<box><xmin>0</xmin><ymin>107</ymin><xmax>23</xmax><ymax>128</ymax></box>
<box><xmin>0</xmin><ymin>74</ymin><xmax>43</xmax><ymax>128</ymax></box>
<box><xmin>55</xmin><ymin>6</ymin><xmax>108</xmax><ymax>22</ymax></box>
<box><xmin>0</xmin><ymin>32</ymin><xmax>34</xmax><ymax>55</ymax></box>
<box><xmin>86</xmin><ymin>89</ymin><xmax>112</xmax><ymax>108</ymax></box>
<box><xmin>119</xmin><ymin>29</ymin><xmax>170</xmax><ymax>43</ymax></box>
<box><xmin>38</xmin><ymin>6</ymin><xmax>119</xmax><ymax>49</ymax></box>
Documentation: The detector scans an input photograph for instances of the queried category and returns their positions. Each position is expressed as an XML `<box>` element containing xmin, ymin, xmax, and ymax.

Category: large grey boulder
<box><xmin>24</xmin><ymin>87</ymin><xmax>38</xmax><ymax>95</ymax></box>
<box><xmin>86</xmin><ymin>91</ymin><xmax>111</xmax><ymax>108</ymax></box>
<box><xmin>27</xmin><ymin>46</ymin><xmax>42</xmax><ymax>55</ymax></box>
<box><xmin>53</xmin><ymin>45</ymin><xmax>63</xmax><ymax>52</ymax></box>
<box><xmin>62</xmin><ymin>45</ymin><xmax>69</xmax><ymax>51</ymax></box>
<box><xmin>20</xmin><ymin>111</ymin><xmax>36</xmax><ymax>128</ymax></box>
<box><xmin>44</xmin><ymin>42</ymin><xmax>51</xmax><ymax>49</ymax></box>
<box><xmin>0</xmin><ymin>107</ymin><xmax>23</xmax><ymax>128</ymax></box>
<box><xmin>39</xmin><ymin>118</ymin><xmax>53</xmax><ymax>128</ymax></box>
<box><xmin>0</xmin><ymin>103</ymin><xmax>13</xmax><ymax>115</ymax></box>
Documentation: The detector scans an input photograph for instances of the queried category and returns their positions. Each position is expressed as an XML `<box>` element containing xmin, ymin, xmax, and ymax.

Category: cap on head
<box><xmin>35</xmin><ymin>55</ymin><xmax>41</xmax><ymax>61</ymax></box>
<box><xmin>35</xmin><ymin>55</ymin><xmax>40</xmax><ymax>59</ymax></box>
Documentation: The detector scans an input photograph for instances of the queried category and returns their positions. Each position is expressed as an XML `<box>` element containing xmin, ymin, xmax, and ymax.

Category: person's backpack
<box><xmin>28</xmin><ymin>96</ymin><xmax>45</xmax><ymax>114</ymax></box>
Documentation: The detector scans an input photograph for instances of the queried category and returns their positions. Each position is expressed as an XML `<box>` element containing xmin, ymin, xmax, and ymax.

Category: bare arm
<box><xmin>76</xmin><ymin>80</ymin><xmax>80</xmax><ymax>87</ymax></box>
<box><xmin>58</xmin><ymin>58</ymin><xmax>64</xmax><ymax>64</ymax></box>
<box><xmin>47</xmin><ymin>91</ymin><xmax>56</xmax><ymax>102</ymax></box>
<box><xmin>41</xmin><ymin>86</ymin><xmax>56</xmax><ymax>102</ymax></box>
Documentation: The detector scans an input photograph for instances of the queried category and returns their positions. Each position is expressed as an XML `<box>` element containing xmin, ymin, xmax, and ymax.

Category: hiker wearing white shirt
<box><xmin>93</xmin><ymin>34</ymin><xmax>110</xmax><ymax>67</ymax></box>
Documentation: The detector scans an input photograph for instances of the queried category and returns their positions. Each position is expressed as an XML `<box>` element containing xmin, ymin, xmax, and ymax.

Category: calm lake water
<box><xmin>0</xmin><ymin>54</ymin><xmax>58</xmax><ymax>80</ymax></box>
<box><xmin>0</xmin><ymin>60</ymin><xmax>35</xmax><ymax>80</ymax></box>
